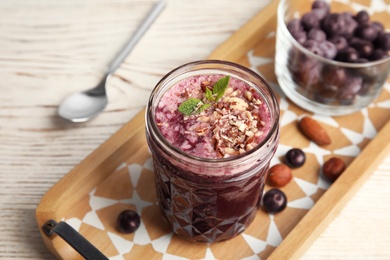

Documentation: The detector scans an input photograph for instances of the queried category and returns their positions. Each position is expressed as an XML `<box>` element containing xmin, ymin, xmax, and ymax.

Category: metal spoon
<box><xmin>58</xmin><ymin>0</ymin><xmax>165</xmax><ymax>122</ymax></box>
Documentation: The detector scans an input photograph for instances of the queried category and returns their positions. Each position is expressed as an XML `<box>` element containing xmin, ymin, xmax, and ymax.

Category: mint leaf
<box><xmin>205</xmin><ymin>87</ymin><xmax>214</xmax><ymax>102</ymax></box>
<box><xmin>178</xmin><ymin>98</ymin><xmax>202</xmax><ymax>116</ymax></box>
<box><xmin>177</xmin><ymin>76</ymin><xmax>230</xmax><ymax>116</ymax></box>
<box><xmin>212</xmin><ymin>76</ymin><xmax>230</xmax><ymax>102</ymax></box>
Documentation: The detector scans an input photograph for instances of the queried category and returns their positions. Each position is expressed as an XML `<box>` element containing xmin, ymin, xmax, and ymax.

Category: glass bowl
<box><xmin>275</xmin><ymin>0</ymin><xmax>390</xmax><ymax>116</ymax></box>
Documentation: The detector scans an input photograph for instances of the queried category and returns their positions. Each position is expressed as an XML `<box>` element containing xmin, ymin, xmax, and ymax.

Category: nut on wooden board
<box><xmin>298</xmin><ymin>116</ymin><xmax>331</xmax><ymax>146</ymax></box>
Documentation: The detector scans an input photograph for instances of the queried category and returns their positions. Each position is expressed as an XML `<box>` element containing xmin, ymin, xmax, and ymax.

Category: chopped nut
<box><xmin>245</xmin><ymin>130</ymin><xmax>254</xmax><ymax>138</ymax></box>
<box><xmin>224</xmin><ymin>147</ymin><xmax>236</xmax><ymax>154</ymax></box>
<box><xmin>298</xmin><ymin>116</ymin><xmax>331</xmax><ymax>146</ymax></box>
<box><xmin>230</xmin><ymin>90</ymin><xmax>239</xmax><ymax>97</ymax></box>
<box><xmin>267</xmin><ymin>164</ymin><xmax>293</xmax><ymax>187</ymax></box>
<box><xmin>228</xmin><ymin>97</ymin><xmax>248</xmax><ymax>111</ymax></box>
<box><xmin>197</xmin><ymin>116</ymin><xmax>210</xmax><ymax>122</ymax></box>
<box><xmin>255</xmin><ymin>131</ymin><xmax>263</xmax><ymax>137</ymax></box>
<box><xmin>254</xmin><ymin>99</ymin><xmax>262</xmax><ymax>105</ymax></box>
<box><xmin>196</xmin><ymin>128</ymin><xmax>208</xmax><ymax>136</ymax></box>
<box><xmin>244</xmin><ymin>91</ymin><xmax>253</xmax><ymax>101</ymax></box>
<box><xmin>183</xmin><ymin>78</ymin><xmax>267</xmax><ymax>158</ymax></box>
<box><xmin>225</xmin><ymin>87</ymin><xmax>234</xmax><ymax>95</ymax></box>
<box><xmin>244</xmin><ymin>111</ymin><xmax>253</xmax><ymax>120</ymax></box>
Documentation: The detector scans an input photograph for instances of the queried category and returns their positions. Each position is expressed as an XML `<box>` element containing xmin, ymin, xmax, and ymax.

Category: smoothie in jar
<box><xmin>146</xmin><ymin>60</ymin><xmax>280</xmax><ymax>243</ymax></box>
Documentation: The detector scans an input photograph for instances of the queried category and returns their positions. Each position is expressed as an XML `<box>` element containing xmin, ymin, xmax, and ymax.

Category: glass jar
<box><xmin>275</xmin><ymin>0</ymin><xmax>390</xmax><ymax>116</ymax></box>
<box><xmin>145</xmin><ymin>60</ymin><xmax>280</xmax><ymax>243</ymax></box>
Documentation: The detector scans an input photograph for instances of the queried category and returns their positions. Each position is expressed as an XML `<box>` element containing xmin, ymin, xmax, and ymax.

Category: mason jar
<box><xmin>145</xmin><ymin>60</ymin><xmax>280</xmax><ymax>243</ymax></box>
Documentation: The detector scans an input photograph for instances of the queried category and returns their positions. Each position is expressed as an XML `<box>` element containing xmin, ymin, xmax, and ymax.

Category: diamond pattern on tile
<box><xmin>242</xmin><ymin>234</ymin><xmax>267</xmax><ymax>254</ymax></box>
<box><xmin>89</xmin><ymin>193</ymin><xmax>118</xmax><ymax>211</ymax></box>
<box><xmin>133</xmin><ymin>222</ymin><xmax>151</xmax><ymax>246</ymax></box>
<box><xmin>108</xmin><ymin>232</ymin><xmax>134</xmax><ymax>255</ymax></box>
<box><xmin>120</xmin><ymin>191</ymin><xmax>153</xmax><ymax>215</ymax></box>
<box><xmin>288</xmin><ymin>196</ymin><xmax>315</xmax><ymax>210</ymax></box>
<box><xmin>204</xmin><ymin>248</ymin><xmax>217</xmax><ymax>260</ymax></box>
<box><xmin>83</xmin><ymin>210</ymin><xmax>105</xmax><ymax>230</ymax></box>
<box><xmin>64</xmin><ymin>218</ymin><xmax>83</xmax><ymax>232</ymax></box>
<box><xmin>266</xmin><ymin>215</ymin><xmax>283</xmax><ymax>247</ymax></box>
<box><xmin>128</xmin><ymin>164</ymin><xmax>142</xmax><ymax>187</ymax></box>
<box><xmin>151</xmin><ymin>233</ymin><xmax>172</xmax><ymax>254</ymax></box>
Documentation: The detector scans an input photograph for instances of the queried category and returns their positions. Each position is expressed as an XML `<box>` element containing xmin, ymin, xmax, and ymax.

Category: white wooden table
<box><xmin>1</xmin><ymin>0</ymin><xmax>389</xmax><ymax>259</ymax></box>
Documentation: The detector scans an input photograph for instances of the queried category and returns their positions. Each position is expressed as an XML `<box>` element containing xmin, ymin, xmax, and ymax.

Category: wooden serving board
<box><xmin>36</xmin><ymin>0</ymin><xmax>390</xmax><ymax>259</ymax></box>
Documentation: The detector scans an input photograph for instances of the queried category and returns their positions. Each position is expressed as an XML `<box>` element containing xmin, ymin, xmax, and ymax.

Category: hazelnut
<box><xmin>322</xmin><ymin>157</ymin><xmax>346</xmax><ymax>182</ymax></box>
<box><xmin>267</xmin><ymin>164</ymin><xmax>293</xmax><ymax>187</ymax></box>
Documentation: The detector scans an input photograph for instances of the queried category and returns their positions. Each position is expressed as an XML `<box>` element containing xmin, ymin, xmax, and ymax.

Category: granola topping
<box><xmin>188</xmin><ymin>91</ymin><xmax>265</xmax><ymax>158</ymax></box>
<box><xmin>155</xmin><ymin>74</ymin><xmax>271</xmax><ymax>159</ymax></box>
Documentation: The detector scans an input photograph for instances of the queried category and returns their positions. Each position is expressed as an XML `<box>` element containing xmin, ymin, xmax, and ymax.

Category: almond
<box><xmin>298</xmin><ymin>116</ymin><xmax>331</xmax><ymax>146</ymax></box>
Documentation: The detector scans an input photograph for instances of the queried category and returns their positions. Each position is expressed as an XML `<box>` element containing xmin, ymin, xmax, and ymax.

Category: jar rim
<box><xmin>146</xmin><ymin>59</ymin><xmax>280</xmax><ymax>163</ymax></box>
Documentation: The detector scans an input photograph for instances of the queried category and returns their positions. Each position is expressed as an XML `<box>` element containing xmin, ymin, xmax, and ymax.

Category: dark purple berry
<box><xmin>371</xmin><ymin>21</ymin><xmax>384</xmax><ymax>34</ymax></box>
<box><xmin>311</xmin><ymin>1</ymin><xmax>330</xmax><ymax>20</ymax></box>
<box><xmin>355</xmin><ymin>24</ymin><xmax>379</xmax><ymax>41</ymax></box>
<box><xmin>349</xmin><ymin>38</ymin><xmax>373</xmax><ymax>58</ymax></box>
<box><xmin>371</xmin><ymin>49</ymin><xmax>389</xmax><ymax>61</ymax></box>
<box><xmin>322</xmin><ymin>13</ymin><xmax>343</xmax><ymax>37</ymax></box>
<box><xmin>262</xmin><ymin>189</ymin><xmax>287</xmax><ymax>214</ymax></box>
<box><xmin>322</xmin><ymin>12</ymin><xmax>357</xmax><ymax>39</ymax></box>
<box><xmin>340</xmin><ymin>75</ymin><xmax>363</xmax><ymax>96</ymax></box>
<box><xmin>312</xmin><ymin>8</ymin><xmax>328</xmax><ymax>20</ymax></box>
<box><xmin>303</xmin><ymin>39</ymin><xmax>324</xmax><ymax>56</ymax></box>
<box><xmin>294</xmin><ymin>64</ymin><xmax>320</xmax><ymax>86</ymax></box>
<box><xmin>117</xmin><ymin>210</ymin><xmax>141</xmax><ymax>234</ymax></box>
<box><xmin>375</xmin><ymin>32</ymin><xmax>390</xmax><ymax>51</ymax></box>
<box><xmin>287</xmin><ymin>18</ymin><xmax>304</xmax><ymax>34</ymax></box>
<box><xmin>285</xmin><ymin>148</ymin><xmax>306</xmax><ymax>168</ymax></box>
<box><xmin>328</xmin><ymin>35</ymin><xmax>348</xmax><ymax>51</ymax></box>
<box><xmin>301</xmin><ymin>11</ymin><xmax>321</xmax><ymax>31</ymax></box>
<box><xmin>291</xmin><ymin>30</ymin><xmax>307</xmax><ymax>44</ymax></box>
<box><xmin>312</xmin><ymin>0</ymin><xmax>330</xmax><ymax>13</ymax></box>
<box><xmin>341</xmin><ymin>11</ymin><xmax>354</xmax><ymax>19</ymax></box>
<box><xmin>354</xmin><ymin>10</ymin><xmax>370</xmax><ymax>25</ymax></box>
<box><xmin>335</xmin><ymin>47</ymin><xmax>359</xmax><ymax>62</ymax></box>
<box><xmin>358</xmin><ymin>80</ymin><xmax>373</xmax><ymax>95</ymax></box>
<box><xmin>322</xmin><ymin>66</ymin><xmax>347</xmax><ymax>87</ymax></box>
<box><xmin>308</xmin><ymin>28</ymin><xmax>327</xmax><ymax>42</ymax></box>
<box><xmin>290</xmin><ymin>45</ymin><xmax>318</xmax><ymax>69</ymax></box>
<box><xmin>338</xmin><ymin>75</ymin><xmax>363</xmax><ymax>104</ymax></box>
<box><xmin>314</xmin><ymin>87</ymin><xmax>338</xmax><ymax>104</ymax></box>
<box><xmin>318</xmin><ymin>41</ymin><xmax>337</xmax><ymax>59</ymax></box>
<box><xmin>311</xmin><ymin>0</ymin><xmax>330</xmax><ymax>12</ymax></box>
<box><xmin>341</xmin><ymin>12</ymin><xmax>359</xmax><ymax>39</ymax></box>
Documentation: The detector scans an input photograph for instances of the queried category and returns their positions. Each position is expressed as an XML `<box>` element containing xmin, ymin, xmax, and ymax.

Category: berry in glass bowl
<box><xmin>275</xmin><ymin>0</ymin><xmax>390</xmax><ymax>116</ymax></box>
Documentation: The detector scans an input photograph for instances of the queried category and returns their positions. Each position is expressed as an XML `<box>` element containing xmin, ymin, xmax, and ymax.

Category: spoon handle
<box><xmin>107</xmin><ymin>0</ymin><xmax>166</xmax><ymax>74</ymax></box>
